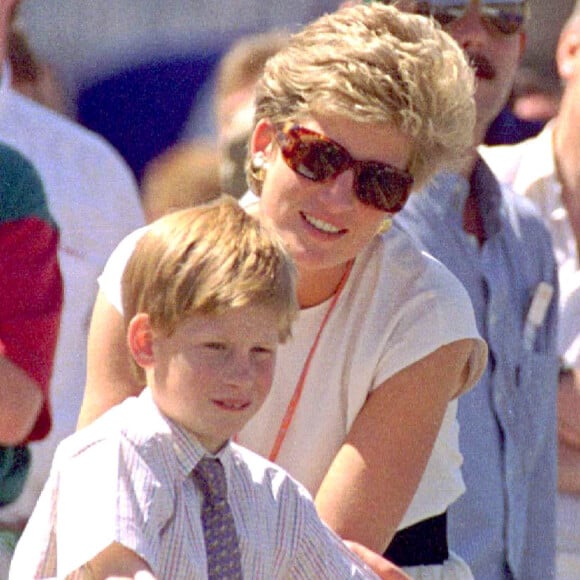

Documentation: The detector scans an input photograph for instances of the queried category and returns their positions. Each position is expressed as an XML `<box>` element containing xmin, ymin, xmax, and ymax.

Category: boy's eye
<box><xmin>204</xmin><ymin>342</ymin><xmax>227</xmax><ymax>351</ymax></box>
<box><xmin>252</xmin><ymin>346</ymin><xmax>275</xmax><ymax>356</ymax></box>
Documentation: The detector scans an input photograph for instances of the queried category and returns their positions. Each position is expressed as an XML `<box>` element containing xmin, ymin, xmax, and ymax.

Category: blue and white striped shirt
<box><xmin>10</xmin><ymin>388</ymin><xmax>379</xmax><ymax>579</ymax></box>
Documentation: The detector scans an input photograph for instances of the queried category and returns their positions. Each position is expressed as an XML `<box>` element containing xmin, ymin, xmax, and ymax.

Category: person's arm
<box><xmin>558</xmin><ymin>368</ymin><xmax>580</xmax><ymax>449</ymax></box>
<box><xmin>559</xmin><ymin>440</ymin><xmax>580</xmax><ymax>495</ymax></box>
<box><xmin>76</xmin><ymin>542</ymin><xmax>156</xmax><ymax>579</ymax></box>
<box><xmin>0</xmin><ymin>354</ymin><xmax>42</xmax><ymax>445</ymax></box>
<box><xmin>77</xmin><ymin>291</ymin><xmax>144</xmax><ymax>429</ymax></box>
<box><xmin>315</xmin><ymin>339</ymin><xmax>473</xmax><ymax>552</ymax></box>
<box><xmin>558</xmin><ymin>368</ymin><xmax>580</xmax><ymax>494</ymax></box>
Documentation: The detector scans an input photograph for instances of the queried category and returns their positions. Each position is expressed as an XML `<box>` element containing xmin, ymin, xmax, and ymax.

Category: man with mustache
<box><xmin>480</xmin><ymin>3</ymin><xmax>580</xmax><ymax>577</ymax></box>
<box><xmin>388</xmin><ymin>1</ymin><xmax>560</xmax><ymax>578</ymax></box>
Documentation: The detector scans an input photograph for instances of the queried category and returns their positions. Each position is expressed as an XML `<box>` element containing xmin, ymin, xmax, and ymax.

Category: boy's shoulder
<box><xmin>55</xmin><ymin>391</ymin><xmax>173</xmax><ymax>469</ymax></box>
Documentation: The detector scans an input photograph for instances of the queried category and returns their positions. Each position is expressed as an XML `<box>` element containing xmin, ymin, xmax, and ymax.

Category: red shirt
<box><xmin>0</xmin><ymin>217</ymin><xmax>62</xmax><ymax>442</ymax></box>
<box><xmin>0</xmin><ymin>144</ymin><xmax>63</xmax><ymax>443</ymax></box>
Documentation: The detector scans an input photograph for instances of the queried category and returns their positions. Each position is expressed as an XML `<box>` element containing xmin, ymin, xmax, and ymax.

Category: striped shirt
<box><xmin>10</xmin><ymin>389</ymin><xmax>378</xmax><ymax>579</ymax></box>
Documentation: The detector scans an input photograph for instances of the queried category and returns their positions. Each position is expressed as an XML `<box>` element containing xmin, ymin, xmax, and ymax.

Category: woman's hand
<box><xmin>345</xmin><ymin>541</ymin><xmax>411</xmax><ymax>579</ymax></box>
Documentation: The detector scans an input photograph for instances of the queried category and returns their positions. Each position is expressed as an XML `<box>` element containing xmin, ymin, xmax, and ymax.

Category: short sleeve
<box><xmin>55</xmin><ymin>433</ymin><xmax>171</xmax><ymax>576</ymax></box>
<box><xmin>98</xmin><ymin>226</ymin><xmax>150</xmax><ymax>314</ymax></box>
<box><xmin>374</xmin><ymin>252</ymin><xmax>487</xmax><ymax>395</ymax></box>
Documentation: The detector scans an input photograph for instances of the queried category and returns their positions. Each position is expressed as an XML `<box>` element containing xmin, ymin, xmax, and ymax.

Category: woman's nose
<box><xmin>318</xmin><ymin>168</ymin><xmax>357</xmax><ymax>210</ymax></box>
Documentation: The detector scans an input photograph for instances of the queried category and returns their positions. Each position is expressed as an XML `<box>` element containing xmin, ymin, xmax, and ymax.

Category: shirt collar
<box><xmin>517</xmin><ymin>123</ymin><xmax>558</xmax><ymax>185</ymax></box>
<box><xmin>169</xmin><ymin>420</ymin><xmax>233</xmax><ymax>479</ymax></box>
<box><xmin>513</xmin><ymin>123</ymin><xmax>564</xmax><ymax>218</ymax></box>
<box><xmin>0</xmin><ymin>61</ymin><xmax>11</xmax><ymax>100</ymax></box>
<box><xmin>140</xmin><ymin>387</ymin><xmax>234</xmax><ymax>482</ymax></box>
<box><xmin>422</xmin><ymin>156</ymin><xmax>503</xmax><ymax>237</ymax></box>
<box><xmin>470</xmin><ymin>156</ymin><xmax>503</xmax><ymax>238</ymax></box>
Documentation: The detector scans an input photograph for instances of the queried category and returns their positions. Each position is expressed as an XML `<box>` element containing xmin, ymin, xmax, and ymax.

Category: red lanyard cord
<box><xmin>268</xmin><ymin>260</ymin><xmax>354</xmax><ymax>462</ymax></box>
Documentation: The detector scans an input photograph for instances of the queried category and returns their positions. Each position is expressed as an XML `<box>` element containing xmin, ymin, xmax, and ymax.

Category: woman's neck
<box><xmin>296</xmin><ymin>261</ymin><xmax>352</xmax><ymax>309</ymax></box>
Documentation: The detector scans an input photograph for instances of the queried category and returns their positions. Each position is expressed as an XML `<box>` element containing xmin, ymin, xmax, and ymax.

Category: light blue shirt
<box><xmin>395</xmin><ymin>158</ymin><xmax>559</xmax><ymax>579</ymax></box>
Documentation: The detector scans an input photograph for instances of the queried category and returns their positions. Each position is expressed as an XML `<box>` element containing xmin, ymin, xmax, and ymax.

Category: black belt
<box><xmin>383</xmin><ymin>512</ymin><xmax>448</xmax><ymax>567</ymax></box>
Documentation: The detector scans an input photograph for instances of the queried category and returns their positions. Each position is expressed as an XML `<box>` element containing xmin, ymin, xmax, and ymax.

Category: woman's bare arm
<box><xmin>315</xmin><ymin>339</ymin><xmax>473</xmax><ymax>552</ymax></box>
<box><xmin>77</xmin><ymin>291</ymin><xmax>144</xmax><ymax>429</ymax></box>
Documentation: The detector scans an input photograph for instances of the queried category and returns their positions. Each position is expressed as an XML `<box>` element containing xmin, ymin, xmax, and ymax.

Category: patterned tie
<box><xmin>193</xmin><ymin>457</ymin><xmax>244</xmax><ymax>579</ymax></box>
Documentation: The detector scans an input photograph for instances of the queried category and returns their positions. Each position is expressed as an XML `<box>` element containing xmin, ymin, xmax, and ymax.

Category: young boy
<box><xmin>9</xmin><ymin>198</ymin><xmax>381</xmax><ymax>579</ymax></box>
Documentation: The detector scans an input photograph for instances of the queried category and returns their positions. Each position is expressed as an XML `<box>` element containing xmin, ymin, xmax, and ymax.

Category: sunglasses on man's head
<box><xmin>275</xmin><ymin>124</ymin><xmax>414</xmax><ymax>214</ymax></box>
<box><xmin>366</xmin><ymin>1</ymin><xmax>528</xmax><ymax>36</ymax></box>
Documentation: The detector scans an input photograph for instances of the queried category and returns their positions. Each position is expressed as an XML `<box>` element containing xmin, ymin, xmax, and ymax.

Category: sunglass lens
<box><xmin>356</xmin><ymin>164</ymin><xmax>412</xmax><ymax>213</ymax></box>
<box><xmin>482</xmin><ymin>4</ymin><xmax>527</xmax><ymax>34</ymax></box>
<box><xmin>289</xmin><ymin>132</ymin><xmax>349</xmax><ymax>181</ymax></box>
<box><xmin>416</xmin><ymin>1</ymin><xmax>526</xmax><ymax>34</ymax></box>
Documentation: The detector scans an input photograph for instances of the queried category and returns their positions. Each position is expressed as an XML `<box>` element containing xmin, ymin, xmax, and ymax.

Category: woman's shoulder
<box><xmin>357</xmin><ymin>227</ymin><xmax>469</xmax><ymax>302</ymax></box>
<box><xmin>350</xmin><ymin>227</ymin><xmax>482</xmax><ymax>351</ymax></box>
<box><xmin>98</xmin><ymin>224</ymin><xmax>152</xmax><ymax>312</ymax></box>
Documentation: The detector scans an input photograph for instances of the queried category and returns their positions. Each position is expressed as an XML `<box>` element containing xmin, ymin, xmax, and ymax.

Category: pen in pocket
<box><xmin>523</xmin><ymin>281</ymin><xmax>554</xmax><ymax>351</ymax></box>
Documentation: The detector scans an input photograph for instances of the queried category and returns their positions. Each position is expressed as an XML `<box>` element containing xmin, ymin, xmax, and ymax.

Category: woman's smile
<box><xmin>300</xmin><ymin>211</ymin><xmax>347</xmax><ymax>236</ymax></box>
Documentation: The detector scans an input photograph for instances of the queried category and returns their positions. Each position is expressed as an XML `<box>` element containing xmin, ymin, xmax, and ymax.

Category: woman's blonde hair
<box><xmin>122</xmin><ymin>196</ymin><xmax>297</xmax><ymax>343</ymax></box>
<box><xmin>248</xmin><ymin>3</ymin><xmax>475</xmax><ymax>193</ymax></box>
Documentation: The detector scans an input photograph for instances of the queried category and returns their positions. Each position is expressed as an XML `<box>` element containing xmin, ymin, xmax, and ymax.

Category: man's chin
<box><xmin>475</xmin><ymin>97</ymin><xmax>506</xmax><ymax>136</ymax></box>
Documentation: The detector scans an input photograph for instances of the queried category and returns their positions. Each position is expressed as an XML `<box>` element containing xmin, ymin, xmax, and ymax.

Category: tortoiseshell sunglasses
<box><xmin>275</xmin><ymin>123</ymin><xmax>414</xmax><ymax>214</ymax></box>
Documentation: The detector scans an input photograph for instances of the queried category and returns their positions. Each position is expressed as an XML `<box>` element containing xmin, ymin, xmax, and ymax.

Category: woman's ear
<box><xmin>250</xmin><ymin>118</ymin><xmax>275</xmax><ymax>159</ymax></box>
<box><xmin>127</xmin><ymin>313</ymin><xmax>155</xmax><ymax>369</ymax></box>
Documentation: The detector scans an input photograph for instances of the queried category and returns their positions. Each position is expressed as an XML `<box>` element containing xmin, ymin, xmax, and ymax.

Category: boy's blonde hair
<box><xmin>122</xmin><ymin>197</ymin><xmax>297</xmax><ymax>343</ymax></box>
<box><xmin>248</xmin><ymin>3</ymin><xmax>475</xmax><ymax>193</ymax></box>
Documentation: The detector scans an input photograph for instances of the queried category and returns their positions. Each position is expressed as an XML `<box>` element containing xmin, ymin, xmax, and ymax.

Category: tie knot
<box><xmin>193</xmin><ymin>457</ymin><xmax>227</xmax><ymax>502</ymax></box>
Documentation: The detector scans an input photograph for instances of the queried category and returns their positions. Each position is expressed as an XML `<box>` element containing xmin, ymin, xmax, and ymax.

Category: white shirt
<box><xmin>98</xmin><ymin>220</ymin><xmax>487</xmax><ymax>533</ymax></box>
<box><xmin>480</xmin><ymin>125</ymin><xmax>580</xmax><ymax>365</ymax></box>
<box><xmin>10</xmin><ymin>389</ymin><xmax>379</xmax><ymax>579</ymax></box>
<box><xmin>0</xmin><ymin>64</ymin><xmax>145</xmax><ymax>524</ymax></box>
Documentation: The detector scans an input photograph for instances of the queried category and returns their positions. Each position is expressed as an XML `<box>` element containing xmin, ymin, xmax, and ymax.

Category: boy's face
<box><xmin>144</xmin><ymin>305</ymin><xmax>280</xmax><ymax>453</ymax></box>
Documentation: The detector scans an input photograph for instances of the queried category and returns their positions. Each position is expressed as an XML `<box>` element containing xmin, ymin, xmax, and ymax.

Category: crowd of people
<box><xmin>1</xmin><ymin>0</ymin><xmax>579</xmax><ymax>579</ymax></box>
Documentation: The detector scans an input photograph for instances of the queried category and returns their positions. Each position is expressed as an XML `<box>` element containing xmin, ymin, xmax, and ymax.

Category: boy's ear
<box><xmin>127</xmin><ymin>313</ymin><xmax>155</xmax><ymax>368</ymax></box>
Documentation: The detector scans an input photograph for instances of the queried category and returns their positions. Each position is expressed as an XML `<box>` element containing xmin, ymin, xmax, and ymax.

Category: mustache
<box><xmin>467</xmin><ymin>52</ymin><xmax>496</xmax><ymax>80</ymax></box>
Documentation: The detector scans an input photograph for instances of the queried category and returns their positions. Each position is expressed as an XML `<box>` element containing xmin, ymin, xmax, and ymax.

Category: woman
<box><xmin>79</xmin><ymin>4</ymin><xmax>487</xmax><ymax>577</ymax></box>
